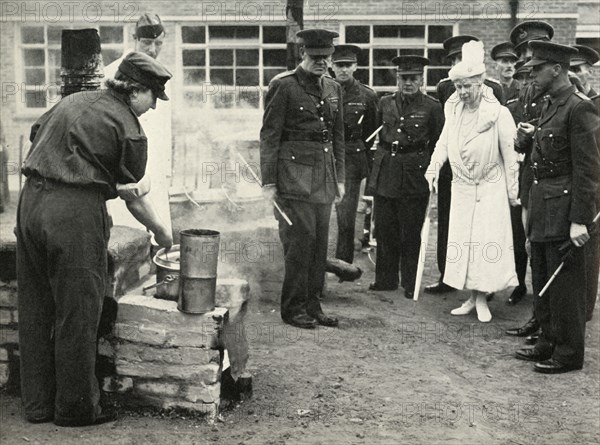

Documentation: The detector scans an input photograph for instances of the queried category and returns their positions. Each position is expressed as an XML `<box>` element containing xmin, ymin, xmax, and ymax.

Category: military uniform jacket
<box><xmin>339</xmin><ymin>77</ymin><xmax>379</xmax><ymax>181</ymax></box>
<box><xmin>526</xmin><ymin>85</ymin><xmax>600</xmax><ymax>242</ymax></box>
<box><xmin>437</xmin><ymin>77</ymin><xmax>505</xmax><ymax>106</ymax></box>
<box><xmin>503</xmin><ymin>79</ymin><xmax>521</xmax><ymax>103</ymax></box>
<box><xmin>260</xmin><ymin>66</ymin><xmax>345</xmax><ymax>204</ymax></box>
<box><xmin>368</xmin><ymin>91</ymin><xmax>444</xmax><ymax>198</ymax></box>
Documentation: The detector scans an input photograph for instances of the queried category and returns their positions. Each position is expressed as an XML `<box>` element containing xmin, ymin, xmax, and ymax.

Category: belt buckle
<box><xmin>321</xmin><ymin>129</ymin><xmax>329</xmax><ymax>143</ymax></box>
<box><xmin>391</xmin><ymin>141</ymin><xmax>398</xmax><ymax>156</ymax></box>
<box><xmin>531</xmin><ymin>165</ymin><xmax>539</xmax><ymax>181</ymax></box>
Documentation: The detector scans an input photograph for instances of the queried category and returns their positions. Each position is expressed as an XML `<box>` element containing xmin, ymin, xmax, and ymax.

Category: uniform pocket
<box><xmin>538</xmin><ymin>128</ymin><xmax>569</xmax><ymax>162</ymax></box>
<box><xmin>277</xmin><ymin>144</ymin><xmax>315</xmax><ymax>197</ymax></box>
<box><xmin>543</xmin><ymin>180</ymin><xmax>571</xmax><ymax>238</ymax></box>
<box><xmin>403</xmin><ymin>163</ymin><xmax>430</xmax><ymax>195</ymax></box>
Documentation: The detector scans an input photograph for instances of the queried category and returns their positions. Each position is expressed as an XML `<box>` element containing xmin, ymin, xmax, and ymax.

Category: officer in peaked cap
<box><xmin>514</xmin><ymin>40</ymin><xmax>600</xmax><ymax>373</ymax></box>
<box><xmin>331</xmin><ymin>44</ymin><xmax>379</xmax><ymax>265</ymax></box>
<box><xmin>570</xmin><ymin>44</ymin><xmax>599</xmax><ymax>97</ymax></box>
<box><xmin>510</xmin><ymin>20</ymin><xmax>554</xmax><ymax>60</ymax></box>
<box><xmin>367</xmin><ymin>55</ymin><xmax>444</xmax><ymax>298</ymax></box>
<box><xmin>260</xmin><ymin>28</ymin><xmax>344</xmax><ymax>329</ymax></box>
<box><xmin>570</xmin><ymin>44</ymin><xmax>600</xmax><ymax>322</ymax></box>
<box><xmin>424</xmin><ymin>36</ymin><xmax>504</xmax><ymax>296</ymax></box>
<box><xmin>492</xmin><ymin>42</ymin><xmax>521</xmax><ymax>101</ymax></box>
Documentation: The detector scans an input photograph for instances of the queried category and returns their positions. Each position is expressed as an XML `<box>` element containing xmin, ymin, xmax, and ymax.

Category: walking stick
<box><xmin>412</xmin><ymin>193</ymin><xmax>434</xmax><ymax>313</ymax></box>
<box><xmin>538</xmin><ymin>210</ymin><xmax>600</xmax><ymax>297</ymax></box>
<box><xmin>235</xmin><ymin>151</ymin><xmax>293</xmax><ymax>226</ymax></box>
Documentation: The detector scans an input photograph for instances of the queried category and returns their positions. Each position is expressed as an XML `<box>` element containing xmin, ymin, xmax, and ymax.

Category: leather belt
<box><xmin>380</xmin><ymin>141</ymin><xmax>425</xmax><ymax>155</ymax></box>
<box><xmin>282</xmin><ymin>129</ymin><xmax>331</xmax><ymax>143</ymax></box>
<box><xmin>531</xmin><ymin>161</ymin><xmax>572</xmax><ymax>180</ymax></box>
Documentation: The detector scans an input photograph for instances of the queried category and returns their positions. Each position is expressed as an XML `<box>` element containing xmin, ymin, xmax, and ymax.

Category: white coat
<box><xmin>430</xmin><ymin>86</ymin><xmax>519</xmax><ymax>292</ymax></box>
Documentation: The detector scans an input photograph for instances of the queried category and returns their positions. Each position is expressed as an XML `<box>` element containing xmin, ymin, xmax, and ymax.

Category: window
<box><xmin>179</xmin><ymin>24</ymin><xmax>287</xmax><ymax>109</ymax></box>
<box><xmin>344</xmin><ymin>24</ymin><xmax>454</xmax><ymax>95</ymax></box>
<box><xmin>19</xmin><ymin>24</ymin><xmax>127</xmax><ymax>110</ymax></box>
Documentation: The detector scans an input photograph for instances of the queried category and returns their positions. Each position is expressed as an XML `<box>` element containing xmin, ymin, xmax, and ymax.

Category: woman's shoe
<box><xmin>476</xmin><ymin>295</ymin><xmax>492</xmax><ymax>322</ymax></box>
<box><xmin>450</xmin><ymin>298</ymin><xmax>476</xmax><ymax>315</ymax></box>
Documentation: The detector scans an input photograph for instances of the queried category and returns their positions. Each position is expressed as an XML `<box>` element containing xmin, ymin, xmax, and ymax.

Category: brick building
<box><xmin>0</xmin><ymin>0</ymin><xmax>599</xmax><ymax>194</ymax></box>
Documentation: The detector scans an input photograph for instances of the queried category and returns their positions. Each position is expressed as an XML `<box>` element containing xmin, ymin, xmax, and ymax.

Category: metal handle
<box><xmin>143</xmin><ymin>274</ymin><xmax>178</xmax><ymax>293</ymax></box>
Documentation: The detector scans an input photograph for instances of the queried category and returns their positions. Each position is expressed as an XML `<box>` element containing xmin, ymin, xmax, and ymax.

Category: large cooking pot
<box><xmin>147</xmin><ymin>244</ymin><xmax>180</xmax><ymax>301</ymax></box>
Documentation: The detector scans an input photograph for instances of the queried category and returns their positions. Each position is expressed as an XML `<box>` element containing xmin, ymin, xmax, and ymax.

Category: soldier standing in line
<box><xmin>491</xmin><ymin>41</ymin><xmax>521</xmax><ymax>102</ymax></box>
<box><xmin>260</xmin><ymin>29</ymin><xmax>344</xmax><ymax>329</ymax></box>
<box><xmin>515</xmin><ymin>42</ymin><xmax>599</xmax><ymax>373</ymax></box>
<box><xmin>331</xmin><ymin>45</ymin><xmax>379</xmax><ymax>265</ymax></box>
<box><xmin>424</xmin><ymin>35</ymin><xmax>504</xmax><ymax>296</ymax></box>
<box><xmin>505</xmin><ymin>21</ymin><xmax>555</xmax><ymax>340</ymax></box>
<box><xmin>367</xmin><ymin>56</ymin><xmax>444</xmax><ymax>298</ymax></box>
<box><xmin>570</xmin><ymin>45</ymin><xmax>600</xmax><ymax>321</ymax></box>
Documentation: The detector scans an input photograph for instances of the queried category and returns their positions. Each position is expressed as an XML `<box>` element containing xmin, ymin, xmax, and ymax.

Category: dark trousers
<box><xmin>374</xmin><ymin>194</ymin><xmax>429</xmax><ymax>292</ymax></box>
<box><xmin>585</xmin><ymin>231</ymin><xmax>600</xmax><ymax>321</ymax></box>
<box><xmin>16</xmin><ymin>178</ymin><xmax>108</xmax><ymax>423</ymax></box>
<box><xmin>335</xmin><ymin>179</ymin><xmax>361</xmax><ymax>264</ymax></box>
<box><xmin>436</xmin><ymin>161</ymin><xmax>452</xmax><ymax>281</ymax></box>
<box><xmin>510</xmin><ymin>204</ymin><xmax>528</xmax><ymax>288</ymax></box>
<box><xmin>277</xmin><ymin>199</ymin><xmax>332</xmax><ymax>318</ymax></box>
<box><xmin>531</xmin><ymin>241</ymin><xmax>587</xmax><ymax>367</ymax></box>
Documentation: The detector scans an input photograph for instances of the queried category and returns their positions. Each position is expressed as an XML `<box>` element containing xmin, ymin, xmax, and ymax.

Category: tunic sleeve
<box><xmin>117</xmin><ymin>136</ymin><xmax>148</xmax><ymax>184</ymax></box>
<box><xmin>497</xmin><ymin>106</ymin><xmax>519</xmax><ymax>201</ymax></box>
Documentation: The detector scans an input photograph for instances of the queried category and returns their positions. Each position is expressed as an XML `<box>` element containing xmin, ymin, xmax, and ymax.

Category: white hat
<box><xmin>449</xmin><ymin>40</ymin><xmax>486</xmax><ymax>80</ymax></box>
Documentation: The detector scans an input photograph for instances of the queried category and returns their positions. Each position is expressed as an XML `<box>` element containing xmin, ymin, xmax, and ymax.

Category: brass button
<box><xmin>324</xmin><ymin>148</ymin><xmax>329</xmax><ymax>152</ymax></box>
<box><xmin>532</xmin><ymin>103</ymin><xmax>537</xmax><ymax>107</ymax></box>
<box><xmin>356</xmin><ymin>148</ymin><xmax>360</xmax><ymax>152</ymax></box>
<box><xmin>564</xmin><ymin>190</ymin><xmax>568</xmax><ymax>194</ymax></box>
<box><xmin>320</xmin><ymin>117</ymin><xmax>324</xmax><ymax>121</ymax></box>
<box><xmin>300</xmin><ymin>106</ymin><xmax>304</xmax><ymax>111</ymax></box>
<box><xmin>400</xmin><ymin>117</ymin><xmax>404</xmax><ymax>120</ymax></box>
<box><xmin>397</xmin><ymin>129</ymin><xmax>401</xmax><ymax>133</ymax></box>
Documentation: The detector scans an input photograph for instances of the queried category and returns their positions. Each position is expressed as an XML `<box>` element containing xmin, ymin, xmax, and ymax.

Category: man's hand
<box><xmin>335</xmin><ymin>183</ymin><xmax>345</xmax><ymax>205</ymax></box>
<box><xmin>516</xmin><ymin>122</ymin><xmax>535</xmax><ymax>146</ymax></box>
<box><xmin>262</xmin><ymin>184</ymin><xmax>277</xmax><ymax>202</ymax></box>
<box><xmin>153</xmin><ymin>226</ymin><xmax>173</xmax><ymax>249</ymax></box>
<box><xmin>425</xmin><ymin>169</ymin><xmax>438</xmax><ymax>193</ymax></box>
<box><xmin>509</xmin><ymin>197</ymin><xmax>521</xmax><ymax>207</ymax></box>
<box><xmin>570</xmin><ymin>222</ymin><xmax>590</xmax><ymax>247</ymax></box>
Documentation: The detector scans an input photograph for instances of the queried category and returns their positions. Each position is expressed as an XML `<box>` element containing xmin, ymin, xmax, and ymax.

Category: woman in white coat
<box><xmin>425</xmin><ymin>41</ymin><xmax>520</xmax><ymax>322</ymax></box>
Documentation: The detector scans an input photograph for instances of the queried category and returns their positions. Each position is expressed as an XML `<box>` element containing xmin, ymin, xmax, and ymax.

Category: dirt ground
<box><xmin>2</xmin><ymin>229</ymin><xmax>600</xmax><ymax>444</ymax></box>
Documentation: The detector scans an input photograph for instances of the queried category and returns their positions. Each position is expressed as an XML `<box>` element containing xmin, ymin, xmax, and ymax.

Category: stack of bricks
<box><xmin>100</xmin><ymin>293</ymin><xmax>229</xmax><ymax>419</ymax></box>
<box><xmin>0</xmin><ymin>242</ymin><xmax>18</xmax><ymax>389</ymax></box>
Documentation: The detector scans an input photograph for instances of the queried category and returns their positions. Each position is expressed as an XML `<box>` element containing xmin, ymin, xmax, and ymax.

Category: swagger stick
<box><xmin>235</xmin><ymin>151</ymin><xmax>293</xmax><ymax>226</ymax></box>
<box><xmin>412</xmin><ymin>193</ymin><xmax>434</xmax><ymax>314</ymax></box>
<box><xmin>365</xmin><ymin>124</ymin><xmax>384</xmax><ymax>143</ymax></box>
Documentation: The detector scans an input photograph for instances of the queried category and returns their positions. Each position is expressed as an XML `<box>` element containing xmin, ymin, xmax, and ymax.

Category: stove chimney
<box><xmin>60</xmin><ymin>29</ymin><xmax>104</xmax><ymax>98</ymax></box>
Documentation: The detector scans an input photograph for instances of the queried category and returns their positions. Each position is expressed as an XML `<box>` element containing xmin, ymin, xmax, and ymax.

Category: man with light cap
<box><xmin>17</xmin><ymin>52</ymin><xmax>173</xmax><ymax>425</ymax></box>
<box><xmin>260</xmin><ymin>29</ymin><xmax>344</xmax><ymax>329</ymax></box>
<box><xmin>331</xmin><ymin>44</ymin><xmax>379</xmax><ymax>265</ymax></box>
<box><xmin>367</xmin><ymin>55</ymin><xmax>444</xmax><ymax>298</ymax></box>
<box><xmin>104</xmin><ymin>13</ymin><xmax>173</xmax><ymax>238</ymax></box>
<box><xmin>491</xmin><ymin>42</ymin><xmax>521</xmax><ymax>102</ymax></box>
<box><xmin>514</xmin><ymin>41</ymin><xmax>599</xmax><ymax>373</ymax></box>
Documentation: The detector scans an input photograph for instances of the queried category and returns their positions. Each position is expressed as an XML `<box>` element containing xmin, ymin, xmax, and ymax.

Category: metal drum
<box><xmin>178</xmin><ymin>229</ymin><xmax>220</xmax><ymax>314</ymax></box>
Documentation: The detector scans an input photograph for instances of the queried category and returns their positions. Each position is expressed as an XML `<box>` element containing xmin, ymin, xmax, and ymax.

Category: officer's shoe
<box><xmin>524</xmin><ymin>333</ymin><xmax>539</xmax><ymax>346</ymax></box>
<box><xmin>308</xmin><ymin>311</ymin><xmax>339</xmax><ymax>327</ymax></box>
<box><xmin>507</xmin><ymin>285</ymin><xmax>527</xmax><ymax>305</ymax></box>
<box><xmin>404</xmin><ymin>290</ymin><xmax>414</xmax><ymax>299</ymax></box>
<box><xmin>534</xmin><ymin>358</ymin><xmax>583</xmax><ymax>374</ymax></box>
<box><xmin>54</xmin><ymin>408</ymin><xmax>118</xmax><ymax>427</ymax></box>
<box><xmin>27</xmin><ymin>414</ymin><xmax>54</xmax><ymax>424</ymax></box>
<box><xmin>282</xmin><ymin>313</ymin><xmax>317</xmax><ymax>329</ymax></box>
<box><xmin>515</xmin><ymin>348</ymin><xmax>551</xmax><ymax>362</ymax></box>
<box><xmin>424</xmin><ymin>282</ymin><xmax>455</xmax><ymax>294</ymax></box>
<box><xmin>505</xmin><ymin>317</ymin><xmax>540</xmax><ymax>337</ymax></box>
<box><xmin>368</xmin><ymin>282</ymin><xmax>398</xmax><ymax>291</ymax></box>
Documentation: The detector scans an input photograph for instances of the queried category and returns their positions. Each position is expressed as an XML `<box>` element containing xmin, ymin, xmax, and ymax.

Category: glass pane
<box><xmin>25</xmin><ymin>68</ymin><xmax>45</xmax><ymax>85</ymax></box>
<box><xmin>48</xmin><ymin>49</ymin><xmax>61</xmax><ymax>68</ymax></box>
<box><xmin>237</xmin><ymin>49</ymin><xmax>258</xmax><ymax>66</ymax></box>
<box><xmin>184</xmin><ymin>91</ymin><xmax>206</xmax><ymax>107</ymax></box>
<box><xmin>25</xmin><ymin>90</ymin><xmax>46</xmax><ymax>108</ymax></box>
<box><xmin>22</xmin><ymin>26</ymin><xmax>44</xmax><ymax>44</ymax></box>
<box><xmin>373</xmin><ymin>68</ymin><xmax>396</xmax><ymax>86</ymax></box>
<box><xmin>183</xmin><ymin>68</ymin><xmax>206</xmax><ymax>85</ymax></box>
<box><xmin>182</xmin><ymin>26</ymin><xmax>205</xmax><ymax>44</ymax></box>
<box><xmin>373</xmin><ymin>49</ymin><xmax>397</xmax><ymax>66</ymax></box>
<box><xmin>210</xmin><ymin>26</ymin><xmax>258</xmax><ymax>40</ymax></box>
<box><xmin>428</xmin><ymin>48</ymin><xmax>448</xmax><ymax>66</ymax></box>
<box><xmin>24</xmin><ymin>49</ymin><xmax>45</xmax><ymax>66</ymax></box>
<box><xmin>214</xmin><ymin>93</ymin><xmax>235</xmax><ymax>108</ymax></box>
<box><xmin>346</xmin><ymin>26</ymin><xmax>370</xmax><ymax>43</ymax></box>
<box><xmin>99</xmin><ymin>26</ymin><xmax>123</xmax><ymax>44</ymax></box>
<box><xmin>236</xmin><ymin>27</ymin><xmax>259</xmax><ymax>39</ymax></box>
<box><xmin>210</xmin><ymin>49</ymin><xmax>233</xmax><ymax>66</ymax></box>
<box><xmin>354</xmin><ymin>69</ymin><xmax>369</xmax><ymax>84</ymax></box>
<box><xmin>238</xmin><ymin>89</ymin><xmax>260</xmax><ymax>108</ymax></box>
<box><xmin>400</xmin><ymin>48</ymin><xmax>423</xmax><ymax>56</ymax></box>
<box><xmin>263</xmin><ymin>49</ymin><xmax>286</xmax><ymax>67</ymax></box>
<box><xmin>356</xmin><ymin>48</ymin><xmax>369</xmax><ymax>66</ymax></box>
<box><xmin>183</xmin><ymin>49</ymin><xmax>205</xmax><ymax>66</ymax></box>
<box><xmin>263</xmin><ymin>26</ymin><xmax>286</xmax><ymax>43</ymax></box>
<box><xmin>50</xmin><ymin>68</ymin><xmax>61</xmax><ymax>83</ymax></box>
<box><xmin>236</xmin><ymin>69</ymin><xmax>259</xmax><ymax>86</ymax></box>
<box><xmin>374</xmin><ymin>26</ymin><xmax>398</xmax><ymax>39</ymax></box>
<box><xmin>48</xmin><ymin>26</ymin><xmax>64</xmax><ymax>44</ymax></box>
<box><xmin>429</xmin><ymin>26</ymin><xmax>453</xmax><ymax>44</ymax></box>
<box><xmin>399</xmin><ymin>26</ymin><xmax>424</xmax><ymax>39</ymax></box>
<box><xmin>427</xmin><ymin>69</ymin><xmax>448</xmax><ymax>87</ymax></box>
<box><xmin>211</xmin><ymin>69</ymin><xmax>233</xmax><ymax>85</ymax></box>
<box><xmin>263</xmin><ymin>68</ymin><xmax>285</xmax><ymax>86</ymax></box>
<box><xmin>101</xmin><ymin>49</ymin><xmax>122</xmax><ymax>67</ymax></box>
